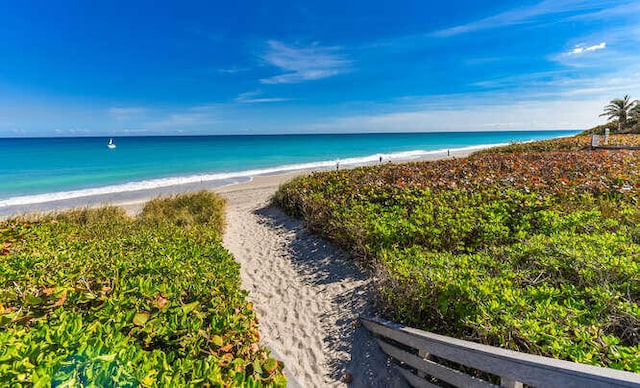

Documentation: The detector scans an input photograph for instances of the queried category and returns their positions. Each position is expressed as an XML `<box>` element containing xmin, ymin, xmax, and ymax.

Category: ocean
<box><xmin>0</xmin><ymin>131</ymin><xmax>580</xmax><ymax>214</ymax></box>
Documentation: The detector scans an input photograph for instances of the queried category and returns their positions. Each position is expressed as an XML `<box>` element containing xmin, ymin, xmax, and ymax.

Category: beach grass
<box><xmin>137</xmin><ymin>190</ymin><xmax>227</xmax><ymax>234</ymax></box>
<box><xmin>0</xmin><ymin>191</ymin><xmax>286</xmax><ymax>386</ymax></box>
<box><xmin>274</xmin><ymin>134</ymin><xmax>640</xmax><ymax>372</ymax></box>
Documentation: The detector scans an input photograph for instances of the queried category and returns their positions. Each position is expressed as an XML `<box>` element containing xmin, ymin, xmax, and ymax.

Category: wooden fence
<box><xmin>361</xmin><ymin>316</ymin><xmax>640</xmax><ymax>388</ymax></box>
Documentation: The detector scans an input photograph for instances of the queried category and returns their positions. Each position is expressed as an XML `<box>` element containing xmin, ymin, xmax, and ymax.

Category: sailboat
<box><xmin>107</xmin><ymin>138</ymin><xmax>116</xmax><ymax>149</ymax></box>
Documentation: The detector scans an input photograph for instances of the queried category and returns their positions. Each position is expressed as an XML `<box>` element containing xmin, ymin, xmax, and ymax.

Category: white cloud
<box><xmin>432</xmin><ymin>0</ymin><xmax>609</xmax><ymax>37</ymax></box>
<box><xmin>566</xmin><ymin>2</ymin><xmax>640</xmax><ymax>21</ymax></box>
<box><xmin>310</xmin><ymin>99</ymin><xmax>607</xmax><ymax>133</ymax></box>
<box><xmin>473</xmin><ymin>58</ymin><xmax>640</xmax><ymax>102</ymax></box>
<box><xmin>569</xmin><ymin>42</ymin><xmax>606</xmax><ymax>55</ymax></box>
<box><xmin>260</xmin><ymin>40</ymin><xmax>351</xmax><ymax>84</ymax></box>
<box><xmin>235</xmin><ymin>90</ymin><xmax>290</xmax><ymax>103</ymax></box>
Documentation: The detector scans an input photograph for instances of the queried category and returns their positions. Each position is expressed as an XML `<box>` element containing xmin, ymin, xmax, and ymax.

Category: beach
<box><xmin>0</xmin><ymin>154</ymin><xmax>468</xmax><ymax>383</ymax></box>
<box><xmin>5</xmin><ymin>134</ymin><xmax>640</xmax><ymax>383</ymax></box>
<box><xmin>0</xmin><ymin>148</ymin><xmax>475</xmax><ymax>220</ymax></box>
<box><xmin>0</xmin><ymin>130</ymin><xmax>580</xmax><ymax>218</ymax></box>
<box><xmin>0</xmin><ymin>138</ymin><xmax>584</xmax><ymax>385</ymax></box>
<box><xmin>0</xmin><ymin>151</ymin><xmax>473</xmax><ymax>386</ymax></box>
<box><xmin>0</xmin><ymin>171</ymin><xmax>415</xmax><ymax>386</ymax></box>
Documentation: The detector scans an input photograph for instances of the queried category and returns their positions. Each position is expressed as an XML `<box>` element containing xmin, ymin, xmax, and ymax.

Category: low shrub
<box><xmin>473</xmin><ymin>134</ymin><xmax>640</xmax><ymax>153</ymax></box>
<box><xmin>137</xmin><ymin>190</ymin><xmax>226</xmax><ymax>235</ymax></box>
<box><xmin>274</xmin><ymin>140</ymin><xmax>640</xmax><ymax>371</ymax></box>
<box><xmin>0</xmin><ymin>193</ymin><xmax>286</xmax><ymax>386</ymax></box>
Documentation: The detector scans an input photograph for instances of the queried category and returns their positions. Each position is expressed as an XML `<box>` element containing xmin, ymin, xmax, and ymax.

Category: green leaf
<box><xmin>95</xmin><ymin>354</ymin><xmax>116</xmax><ymax>362</ymax></box>
<box><xmin>0</xmin><ymin>290</ymin><xmax>19</xmax><ymax>301</ymax></box>
<box><xmin>133</xmin><ymin>312</ymin><xmax>150</xmax><ymax>326</ymax></box>
<box><xmin>0</xmin><ymin>314</ymin><xmax>13</xmax><ymax>326</ymax></box>
<box><xmin>263</xmin><ymin>358</ymin><xmax>278</xmax><ymax>374</ymax></box>
<box><xmin>252</xmin><ymin>360</ymin><xmax>262</xmax><ymax>374</ymax></box>
<box><xmin>24</xmin><ymin>295</ymin><xmax>43</xmax><ymax>306</ymax></box>
<box><xmin>273</xmin><ymin>373</ymin><xmax>288</xmax><ymax>387</ymax></box>
<box><xmin>211</xmin><ymin>335</ymin><xmax>223</xmax><ymax>347</ymax></box>
<box><xmin>182</xmin><ymin>301</ymin><xmax>199</xmax><ymax>314</ymax></box>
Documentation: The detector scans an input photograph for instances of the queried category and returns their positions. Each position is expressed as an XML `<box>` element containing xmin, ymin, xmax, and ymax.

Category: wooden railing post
<box><xmin>417</xmin><ymin>349</ymin><xmax>429</xmax><ymax>378</ymax></box>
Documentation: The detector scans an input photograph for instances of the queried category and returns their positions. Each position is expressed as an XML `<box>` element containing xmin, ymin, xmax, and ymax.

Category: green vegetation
<box><xmin>473</xmin><ymin>135</ymin><xmax>590</xmax><ymax>154</ymax></box>
<box><xmin>600</xmin><ymin>95</ymin><xmax>640</xmax><ymax>133</ymax></box>
<box><xmin>274</xmin><ymin>141</ymin><xmax>640</xmax><ymax>372</ymax></box>
<box><xmin>587</xmin><ymin>95</ymin><xmax>640</xmax><ymax>134</ymax></box>
<box><xmin>137</xmin><ymin>190</ymin><xmax>227</xmax><ymax>234</ymax></box>
<box><xmin>477</xmin><ymin>134</ymin><xmax>640</xmax><ymax>153</ymax></box>
<box><xmin>0</xmin><ymin>191</ymin><xmax>286</xmax><ymax>387</ymax></box>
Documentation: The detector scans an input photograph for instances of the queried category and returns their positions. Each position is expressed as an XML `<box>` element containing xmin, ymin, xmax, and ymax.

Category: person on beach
<box><xmin>336</xmin><ymin>160</ymin><xmax>340</xmax><ymax>170</ymax></box>
<box><xmin>379</xmin><ymin>155</ymin><xmax>383</xmax><ymax>163</ymax></box>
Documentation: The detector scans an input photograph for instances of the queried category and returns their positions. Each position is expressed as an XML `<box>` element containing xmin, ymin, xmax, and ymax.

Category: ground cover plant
<box><xmin>474</xmin><ymin>134</ymin><xmax>592</xmax><ymax>153</ymax></box>
<box><xmin>476</xmin><ymin>134</ymin><xmax>640</xmax><ymax>154</ymax></box>
<box><xmin>274</xmin><ymin>138</ymin><xmax>640</xmax><ymax>372</ymax></box>
<box><xmin>0</xmin><ymin>191</ymin><xmax>286</xmax><ymax>387</ymax></box>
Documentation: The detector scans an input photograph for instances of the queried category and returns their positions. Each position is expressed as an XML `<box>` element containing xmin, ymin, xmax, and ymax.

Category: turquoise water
<box><xmin>0</xmin><ymin>131</ymin><xmax>580</xmax><ymax>206</ymax></box>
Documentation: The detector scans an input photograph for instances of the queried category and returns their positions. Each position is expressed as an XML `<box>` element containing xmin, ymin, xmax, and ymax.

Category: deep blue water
<box><xmin>0</xmin><ymin>131</ymin><xmax>580</xmax><ymax>206</ymax></box>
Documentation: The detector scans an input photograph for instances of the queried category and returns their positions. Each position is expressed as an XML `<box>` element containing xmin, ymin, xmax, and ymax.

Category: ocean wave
<box><xmin>0</xmin><ymin>143</ymin><xmax>506</xmax><ymax>207</ymax></box>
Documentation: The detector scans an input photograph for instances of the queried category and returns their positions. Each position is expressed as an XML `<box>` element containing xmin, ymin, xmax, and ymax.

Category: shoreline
<box><xmin>0</xmin><ymin>149</ymin><xmax>472</xmax><ymax>220</ymax></box>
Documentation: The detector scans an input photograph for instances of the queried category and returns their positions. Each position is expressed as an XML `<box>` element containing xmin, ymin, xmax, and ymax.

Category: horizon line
<box><xmin>0</xmin><ymin>129</ymin><xmax>584</xmax><ymax>140</ymax></box>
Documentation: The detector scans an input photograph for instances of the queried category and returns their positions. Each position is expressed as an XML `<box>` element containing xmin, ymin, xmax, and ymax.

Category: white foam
<box><xmin>0</xmin><ymin>143</ymin><xmax>507</xmax><ymax>207</ymax></box>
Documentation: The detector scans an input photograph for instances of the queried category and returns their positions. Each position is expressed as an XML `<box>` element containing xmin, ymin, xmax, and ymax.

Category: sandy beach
<box><xmin>0</xmin><ymin>150</ymin><xmax>468</xmax><ymax>220</ymax></box>
<box><xmin>219</xmin><ymin>174</ymin><xmax>407</xmax><ymax>387</ymax></box>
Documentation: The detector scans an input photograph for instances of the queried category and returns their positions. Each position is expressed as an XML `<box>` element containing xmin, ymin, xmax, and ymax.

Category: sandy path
<box><xmin>220</xmin><ymin>181</ymin><xmax>407</xmax><ymax>387</ymax></box>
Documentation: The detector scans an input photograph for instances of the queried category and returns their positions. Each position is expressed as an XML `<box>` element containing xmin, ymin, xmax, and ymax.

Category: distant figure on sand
<box><xmin>447</xmin><ymin>149</ymin><xmax>450</xmax><ymax>156</ymax></box>
<box><xmin>336</xmin><ymin>160</ymin><xmax>340</xmax><ymax>170</ymax></box>
<box><xmin>379</xmin><ymin>155</ymin><xmax>383</xmax><ymax>163</ymax></box>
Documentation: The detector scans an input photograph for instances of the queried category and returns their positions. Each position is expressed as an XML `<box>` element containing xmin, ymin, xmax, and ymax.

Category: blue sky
<box><xmin>1</xmin><ymin>0</ymin><xmax>639</xmax><ymax>136</ymax></box>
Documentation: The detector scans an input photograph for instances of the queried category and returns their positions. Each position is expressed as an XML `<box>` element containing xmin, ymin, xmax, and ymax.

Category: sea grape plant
<box><xmin>0</xmin><ymin>192</ymin><xmax>286</xmax><ymax>387</ymax></box>
<box><xmin>274</xmin><ymin>135</ymin><xmax>640</xmax><ymax>372</ymax></box>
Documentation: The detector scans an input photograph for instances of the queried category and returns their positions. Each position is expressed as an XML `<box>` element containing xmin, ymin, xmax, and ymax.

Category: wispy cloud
<box><xmin>310</xmin><ymin>99</ymin><xmax>606</xmax><ymax>133</ymax></box>
<box><xmin>432</xmin><ymin>0</ymin><xmax>608</xmax><ymax>37</ymax></box>
<box><xmin>108</xmin><ymin>107</ymin><xmax>147</xmax><ymax>121</ymax></box>
<box><xmin>472</xmin><ymin>70</ymin><xmax>571</xmax><ymax>91</ymax></box>
<box><xmin>53</xmin><ymin>127</ymin><xmax>92</xmax><ymax>136</ymax></box>
<box><xmin>569</xmin><ymin>42</ymin><xmax>606</xmax><ymax>55</ymax></box>
<box><xmin>144</xmin><ymin>105</ymin><xmax>221</xmax><ymax>130</ymax></box>
<box><xmin>473</xmin><ymin>62</ymin><xmax>640</xmax><ymax>100</ymax></box>
<box><xmin>260</xmin><ymin>40</ymin><xmax>351</xmax><ymax>84</ymax></box>
<box><xmin>234</xmin><ymin>90</ymin><xmax>290</xmax><ymax>103</ymax></box>
<box><xmin>218</xmin><ymin>67</ymin><xmax>249</xmax><ymax>74</ymax></box>
<box><xmin>565</xmin><ymin>2</ymin><xmax>640</xmax><ymax>22</ymax></box>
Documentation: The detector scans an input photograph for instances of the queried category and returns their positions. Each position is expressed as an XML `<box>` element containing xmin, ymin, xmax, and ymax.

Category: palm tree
<box><xmin>631</xmin><ymin>104</ymin><xmax>640</xmax><ymax>121</ymax></box>
<box><xmin>600</xmin><ymin>95</ymin><xmax>638</xmax><ymax>132</ymax></box>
